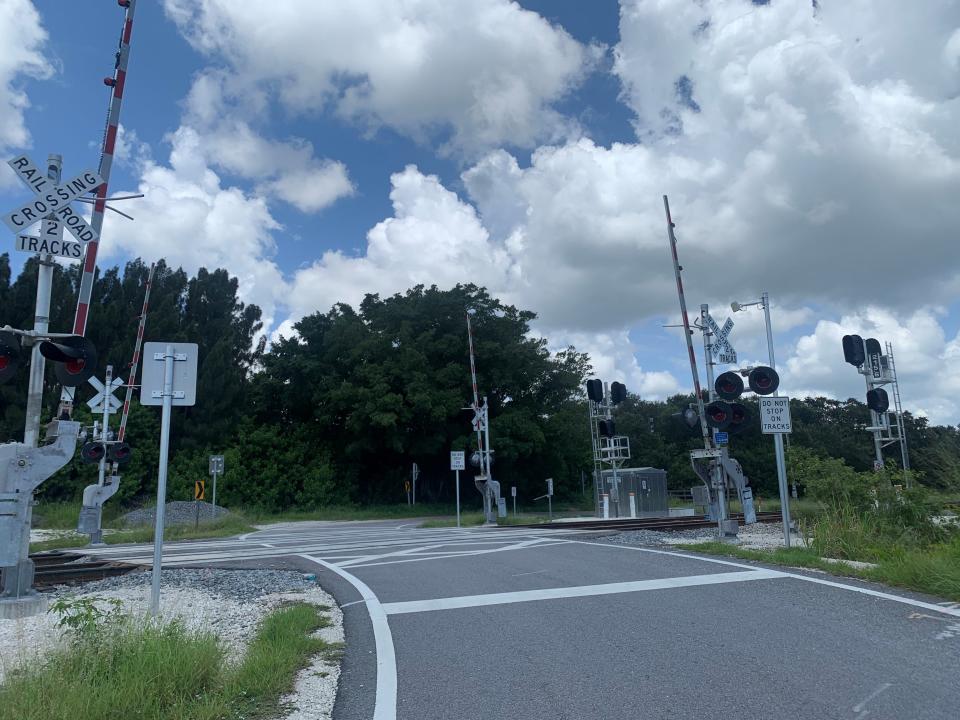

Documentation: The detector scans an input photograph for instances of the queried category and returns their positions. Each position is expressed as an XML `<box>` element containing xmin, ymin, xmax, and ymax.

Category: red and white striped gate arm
<box><xmin>72</xmin><ymin>0</ymin><xmax>138</xmax><ymax>339</ymax></box>
<box><xmin>117</xmin><ymin>261</ymin><xmax>154</xmax><ymax>443</ymax></box>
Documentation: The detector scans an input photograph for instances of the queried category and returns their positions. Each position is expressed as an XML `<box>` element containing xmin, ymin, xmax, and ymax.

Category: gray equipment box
<box><xmin>596</xmin><ymin>467</ymin><xmax>668</xmax><ymax>518</ymax></box>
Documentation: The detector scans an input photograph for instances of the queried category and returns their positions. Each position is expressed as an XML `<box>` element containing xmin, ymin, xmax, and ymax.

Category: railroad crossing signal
<box><xmin>87</xmin><ymin>375</ymin><xmax>124</xmax><ymax>415</ymax></box>
<box><xmin>0</xmin><ymin>331</ymin><xmax>20</xmax><ymax>384</ymax></box>
<box><xmin>3</xmin><ymin>155</ymin><xmax>103</xmax><ymax>257</ymax></box>
<box><xmin>194</xmin><ymin>480</ymin><xmax>205</xmax><ymax>501</ymax></box>
<box><xmin>706</xmin><ymin>367</ymin><xmax>780</xmax><ymax>433</ymax></box>
<box><xmin>38</xmin><ymin>335</ymin><xmax>98</xmax><ymax>387</ymax></box>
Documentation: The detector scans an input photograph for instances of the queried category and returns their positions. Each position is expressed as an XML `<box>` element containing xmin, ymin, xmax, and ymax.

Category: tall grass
<box><xmin>0</xmin><ymin>602</ymin><xmax>331</xmax><ymax>720</ymax></box>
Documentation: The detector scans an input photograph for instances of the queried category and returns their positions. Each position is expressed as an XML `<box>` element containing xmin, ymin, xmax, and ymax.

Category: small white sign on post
<box><xmin>760</xmin><ymin>396</ymin><xmax>792</xmax><ymax>434</ymax></box>
<box><xmin>450</xmin><ymin>450</ymin><xmax>465</xmax><ymax>471</ymax></box>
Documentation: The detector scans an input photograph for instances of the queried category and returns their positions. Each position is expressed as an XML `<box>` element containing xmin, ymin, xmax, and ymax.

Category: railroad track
<box><xmin>503</xmin><ymin>511</ymin><xmax>784</xmax><ymax>532</ymax></box>
<box><xmin>29</xmin><ymin>551</ymin><xmax>137</xmax><ymax>590</ymax></box>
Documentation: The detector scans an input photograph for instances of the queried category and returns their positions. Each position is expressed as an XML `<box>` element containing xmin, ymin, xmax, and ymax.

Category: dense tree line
<box><xmin>0</xmin><ymin>255</ymin><xmax>957</xmax><ymax>512</ymax></box>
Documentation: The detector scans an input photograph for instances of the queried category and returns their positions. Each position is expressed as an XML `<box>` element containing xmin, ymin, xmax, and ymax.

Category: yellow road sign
<box><xmin>194</xmin><ymin>480</ymin><xmax>205</xmax><ymax>501</ymax></box>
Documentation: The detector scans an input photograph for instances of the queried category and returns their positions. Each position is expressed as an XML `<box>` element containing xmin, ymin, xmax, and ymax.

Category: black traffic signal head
<box><xmin>842</xmin><ymin>334</ymin><xmax>865</xmax><ymax>366</ymax></box>
<box><xmin>728</xmin><ymin>403</ymin><xmax>749</xmax><ymax>434</ymax></box>
<box><xmin>107</xmin><ymin>442</ymin><xmax>133</xmax><ymax>466</ymax></box>
<box><xmin>80</xmin><ymin>441</ymin><xmax>106</xmax><ymax>464</ymax></box>
<box><xmin>598</xmin><ymin>419</ymin><xmax>616</xmax><ymax>438</ymax></box>
<box><xmin>747</xmin><ymin>365</ymin><xmax>779</xmax><ymax>396</ymax></box>
<box><xmin>864</xmin><ymin>338</ymin><xmax>882</xmax><ymax>356</ymax></box>
<box><xmin>610</xmin><ymin>381</ymin><xmax>627</xmax><ymax>405</ymax></box>
<box><xmin>705</xmin><ymin>400</ymin><xmax>732</xmax><ymax>430</ymax></box>
<box><xmin>39</xmin><ymin>336</ymin><xmax>97</xmax><ymax>387</ymax></box>
<box><xmin>0</xmin><ymin>331</ymin><xmax>21</xmax><ymax>385</ymax></box>
<box><xmin>586</xmin><ymin>378</ymin><xmax>604</xmax><ymax>403</ymax></box>
<box><xmin>714</xmin><ymin>371</ymin><xmax>744</xmax><ymax>401</ymax></box>
<box><xmin>866</xmin><ymin>388</ymin><xmax>889</xmax><ymax>413</ymax></box>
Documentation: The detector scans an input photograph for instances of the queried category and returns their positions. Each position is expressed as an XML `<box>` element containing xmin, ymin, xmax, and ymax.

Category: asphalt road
<box><xmin>79</xmin><ymin>521</ymin><xmax>960</xmax><ymax>719</ymax></box>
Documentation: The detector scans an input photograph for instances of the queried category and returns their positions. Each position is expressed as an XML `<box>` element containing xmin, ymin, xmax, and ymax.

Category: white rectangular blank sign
<box><xmin>140</xmin><ymin>342</ymin><xmax>198</xmax><ymax>406</ymax></box>
<box><xmin>450</xmin><ymin>451</ymin><xmax>465</xmax><ymax>471</ymax></box>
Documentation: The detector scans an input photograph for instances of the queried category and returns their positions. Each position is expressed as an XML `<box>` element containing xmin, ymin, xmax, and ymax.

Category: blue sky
<box><xmin>2</xmin><ymin>0</ymin><xmax>959</xmax><ymax>424</ymax></box>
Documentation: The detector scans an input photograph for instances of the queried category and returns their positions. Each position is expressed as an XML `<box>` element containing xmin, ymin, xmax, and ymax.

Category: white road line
<box><xmin>346</xmin><ymin>539</ymin><xmax>574</xmax><ymax>569</ymax></box>
<box><xmin>337</xmin><ymin>542</ymin><xmax>458</xmax><ymax>568</ymax></box>
<box><xmin>300</xmin><ymin>553</ymin><xmax>397</xmax><ymax>720</ymax></box>
<box><xmin>381</xmin><ymin>569</ymin><xmax>783</xmax><ymax>615</ymax></box>
<box><xmin>573</xmin><ymin>540</ymin><xmax>960</xmax><ymax>619</ymax></box>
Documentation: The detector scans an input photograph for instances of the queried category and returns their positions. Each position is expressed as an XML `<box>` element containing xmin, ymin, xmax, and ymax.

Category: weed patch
<box><xmin>0</xmin><ymin>602</ymin><xmax>331</xmax><ymax>720</ymax></box>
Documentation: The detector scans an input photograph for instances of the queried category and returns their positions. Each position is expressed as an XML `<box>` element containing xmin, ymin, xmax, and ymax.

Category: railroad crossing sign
<box><xmin>470</xmin><ymin>403</ymin><xmax>487</xmax><ymax>431</ymax></box>
<box><xmin>705</xmin><ymin>313</ymin><xmax>737</xmax><ymax>364</ymax></box>
<box><xmin>87</xmin><ymin>375</ymin><xmax>124</xmax><ymax>415</ymax></box>
<box><xmin>3</xmin><ymin>155</ymin><xmax>103</xmax><ymax>256</ymax></box>
<box><xmin>194</xmin><ymin>480</ymin><xmax>205</xmax><ymax>501</ymax></box>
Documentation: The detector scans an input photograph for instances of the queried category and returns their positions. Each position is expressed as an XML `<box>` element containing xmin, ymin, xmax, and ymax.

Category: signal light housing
<box><xmin>39</xmin><ymin>336</ymin><xmax>97</xmax><ymax>387</ymax></box>
<box><xmin>108</xmin><ymin>442</ymin><xmax>133</xmax><ymax>466</ymax></box>
<box><xmin>866</xmin><ymin>388</ymin><xmax>889</xmax><ymax>414</ymax></box>
<box><xmin>80</xmin><ymin>442</ymin><xmax>106</xmax><ymax>464</ymax></box>
<box><xmin>747</xmin><ymin>366</ymin><xmax>779</xmax><ymax>396</ymax></box>
<box><xmin>610</xmin><ymin>381</ymin><xmax>627</xmax><ymax>405</ymax></box>
<box><xmin>864</xmin><ymin>338</ymin><xmax>882</xmax><ymax>357</ymax></box>
<box><xmin>714</xmin><ymin>371</ymin><xmax>744</xmax><ymax>401</ymax></box>
<box><xmin>842</xmin><ymin>334</ymin><xmax>865</xmax><ymax>367</ymax></box>
<box><xmin>705</xmin><ymin>400</ymin><xmax>732</xmax><ymax>430</ymax></box>
<box><xmin>0</xmin><ymin>331</ymin><xmax>20</xmax><ymax>385</ymax></box>
<box><xmin>728</xmin><ymin>403</ymin><xmax>749</xmax><ymax>434</ymax></box>
<box><xmin>598</xmin><ymin>419</ymin><xmax>616</xmax><ymax>438</ymax></box>
<box><xmin>586</xmin><ymin>378</ymin><xmax>603</xmax><ymax>403</ymax></box>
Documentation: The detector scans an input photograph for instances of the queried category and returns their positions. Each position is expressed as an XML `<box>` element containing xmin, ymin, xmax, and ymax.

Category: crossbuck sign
<box><xmin>705</xmin><ymin>312</ymin><xmax>737</xmax><ymax>365</ymax></box>
<box><xmin>3</xmin><ymin>155</ymin><xmax>103</xmax><ymax>259</ymax></box>
<box><xmin>87</xmin><ymin>375</ymin><xmax>124</xmax><ymax>415</ymax></box>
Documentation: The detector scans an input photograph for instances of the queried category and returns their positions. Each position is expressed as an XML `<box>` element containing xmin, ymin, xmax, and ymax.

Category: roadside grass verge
<box><xmin>30</xmin><ymin>514</ymin><xmax>256</xmax><ymax>553</ymax></box>
<box><xmin>675</xmin><ymin>534</ymin><xmax>960</xmax><ymax>602</ymax></box>
<box><xmin>0</xmin><ymin>602</ymin><xmax>331</xmax><ymax>720</ymax></box>
<box><xmin>241</xmin><ymin>503</ymin><xmax>463</xmax><ymax>524</ymax></box>
<box><xmin>420</xmin><ymin>512</ymin><xmax>487</xmax><ymax>528</ymax></box>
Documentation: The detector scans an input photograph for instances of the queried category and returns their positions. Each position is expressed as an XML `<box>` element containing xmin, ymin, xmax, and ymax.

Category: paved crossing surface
<box><xmin>79</xmin><ymin>521</ymin><xmax>960</xmax><ymax>719</ymax></box>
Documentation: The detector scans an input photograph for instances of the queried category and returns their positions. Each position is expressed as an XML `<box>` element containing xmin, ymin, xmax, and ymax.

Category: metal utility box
<box><xmin>595</xmin><ymin>467</ymin><xmax>668</xmax><ymax>518</ymax></box>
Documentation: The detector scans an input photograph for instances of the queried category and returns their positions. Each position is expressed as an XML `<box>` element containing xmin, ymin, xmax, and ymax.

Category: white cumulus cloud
<box><xmin>163</xmin><ymin>0</ymin><xmax>595</xmax><ymax>155</ymax></box>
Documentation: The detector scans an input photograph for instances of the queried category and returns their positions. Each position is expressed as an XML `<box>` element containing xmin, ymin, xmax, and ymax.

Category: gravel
<box><xmin>0</xmin><ymin>568</ymin><xmax>343</xmax><ymax>719</ymax></box>
<box><xmin>121</xmin><ymin>500</ymin><xmax>231</xmax><ymax>527</ymax></box>
<box><xmin>601</xmin><ymin>520</ymin><xmax>807</xmax><ymax>550</ymax></box>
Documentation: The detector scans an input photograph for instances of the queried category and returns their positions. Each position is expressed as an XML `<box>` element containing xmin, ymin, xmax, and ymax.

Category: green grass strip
<box><xmin>675</xmin><ymin>539</ymin><xmax>960</xmax><ymax>602</ymax></box>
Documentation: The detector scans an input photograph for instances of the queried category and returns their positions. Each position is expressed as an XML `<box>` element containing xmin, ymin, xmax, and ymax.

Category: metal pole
<box><xmin>512</xmin><ymin>488</ymin><xmax>516</xmax><ymax>517</ymax></box>
<box><xmin>701</xmin><ymin>304</ymin><xmax>727</xmax><ymax>536</ymax></box>
<box><xmin>483</xmin><ymin>395</ymin><xmax>494</xmax><ymax>522</ymax></box>
<box><xmin>762</xmin><ymin>292</ymin><xmax>792</xmax><ymax>548</ymax></box>
<box><xmin>466</xmin><ymin>311</ymin><xmax>486</xmax><ymax>480</ymax></box>
<box><xmin>150</xmin><ymin>345</ymin><xmax>175</xmax><ymax>616</ymax></box>
<box><xmin>211</xmin><ymin>470</ymin><xmax>217</xmax><ymax>517</ymax></box>
<box><xmin>455</xmin><ymin>469</ymin><xmax>461</xmax><ymax>528</ymax></box>
<box><xmin>23</xmin><ymin>154</ymin><xmax>61</xmax><ymax>447</ymax></box>
<box><xmin>548</xmin><ymin>494</ymin><xmax>552</xmax><ymax>522</ymax></box>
